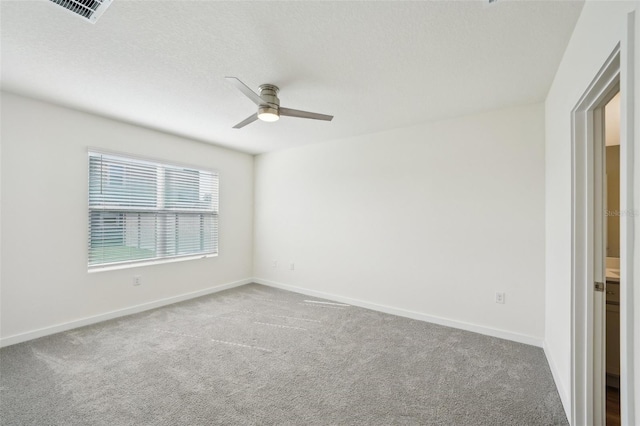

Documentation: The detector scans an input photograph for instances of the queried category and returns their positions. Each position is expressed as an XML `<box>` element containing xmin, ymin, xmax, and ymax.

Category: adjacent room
<box><xmin>1</xmin><ymin>1</ymin><xmax>638</xmax><ymax>425</ymax></box>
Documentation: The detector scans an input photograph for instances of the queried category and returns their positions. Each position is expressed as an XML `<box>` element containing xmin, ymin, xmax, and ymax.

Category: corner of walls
<box><xmin>250</xmin><ymin>152</ymin><xmax>258</xmax><ymax>279</ymax></box>
<box><xmin>543</xmin><ymin>339</ymin><xmax>571</xmax><ymax>422</ymax></box>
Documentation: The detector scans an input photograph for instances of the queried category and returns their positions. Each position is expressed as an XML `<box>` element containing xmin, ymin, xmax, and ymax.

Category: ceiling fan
<box><xmin>225</xmin><ymin>77</ymin><xmax>334</xmax><ymax>129</ymax></box>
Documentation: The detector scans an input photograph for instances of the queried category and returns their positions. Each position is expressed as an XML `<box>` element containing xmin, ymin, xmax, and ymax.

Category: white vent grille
<box><xmin>49</xmin><ymin>0</ymin><xmax>112</xmax><ymax>23</ymax></box>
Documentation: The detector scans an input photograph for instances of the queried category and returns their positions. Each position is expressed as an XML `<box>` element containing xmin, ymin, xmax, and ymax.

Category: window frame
<box><xmin>87</xmin><ymin>149</ymin><xmax>219</xmax><ymax>272</ymax></box>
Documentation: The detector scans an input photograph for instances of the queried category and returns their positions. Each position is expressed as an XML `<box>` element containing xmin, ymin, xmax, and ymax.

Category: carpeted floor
<box><xmin>0</xmin><ymin>283</ymin><xmax>567</xmax><ymax>425</ymax></box>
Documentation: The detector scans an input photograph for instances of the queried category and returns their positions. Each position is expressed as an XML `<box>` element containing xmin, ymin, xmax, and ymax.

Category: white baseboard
<box><xmin>2</xmin><ymin>276</ymin><xmax>544</xmax><ymax>349</ymax></box>
<box><xmin>252</xmin><ymin>278</ymin><xmax>543</xmax><ymax>347</ymax></box>
<box><xmin>543</xmin><ymin>340</ymin><xmax>571</xmax><ymax>422</ymax></box>
<box><xmin>0</xmin><ymin>278</ymin><xmax>252</xmax><ymax>348</ymax></box>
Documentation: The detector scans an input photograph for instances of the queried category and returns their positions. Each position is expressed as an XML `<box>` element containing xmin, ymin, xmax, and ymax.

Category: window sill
<box><xmin>88</xmin><ymin>253</ymin><xmax>218</xmax><ymax>273</ymax></box>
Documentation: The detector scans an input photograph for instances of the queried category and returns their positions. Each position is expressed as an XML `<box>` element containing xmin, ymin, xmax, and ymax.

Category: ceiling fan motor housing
<box><xmin>258</xmin><ymin>84</ymin><xmax>280</xmax><ymax>116</ymax></box>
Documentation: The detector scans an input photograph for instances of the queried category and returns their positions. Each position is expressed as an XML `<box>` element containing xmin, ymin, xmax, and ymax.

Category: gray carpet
<box><xmin>0</xmin><ymin>283</ymin><xmax>567</xmax><ymax>425</ymax></box>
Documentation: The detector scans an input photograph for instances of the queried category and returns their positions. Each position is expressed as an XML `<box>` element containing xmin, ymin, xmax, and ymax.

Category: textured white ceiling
<box><xmin>1</xmin><ymin>0</ymin><xmax>584</xmax><ymax>154</ymax></box>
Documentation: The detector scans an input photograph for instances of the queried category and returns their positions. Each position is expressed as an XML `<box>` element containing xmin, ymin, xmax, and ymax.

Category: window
<box><xmin>88</xmin><ymin>151</ymin><xmax>218</xmax><ymax>269</ymax></box>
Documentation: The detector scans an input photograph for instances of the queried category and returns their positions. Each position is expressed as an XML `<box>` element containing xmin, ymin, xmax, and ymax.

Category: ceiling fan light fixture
<box><xmin>258</xmin><ymin>105</ymin><xmax>280</xmax><ymax>122</ymax></box>
<box><xmin>226</xmin><ymin>77</ymin><xmax>333</xmax><ymax>129</ymax></box>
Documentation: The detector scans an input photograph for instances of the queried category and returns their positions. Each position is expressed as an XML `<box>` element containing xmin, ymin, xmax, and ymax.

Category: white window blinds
<box><xmin>88</xmin><ymin>151</ymin><xmax>218</xmax><ymax>268</ymax></box>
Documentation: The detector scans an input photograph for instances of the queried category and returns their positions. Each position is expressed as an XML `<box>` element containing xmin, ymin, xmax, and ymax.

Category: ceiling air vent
<box><xmin>49</xmin><ymin>0</ymin><xmax>113</xmax><ymax>24</ymax></box>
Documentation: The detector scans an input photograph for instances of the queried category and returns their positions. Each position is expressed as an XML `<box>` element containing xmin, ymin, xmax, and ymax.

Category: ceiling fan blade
<box><xmin>232</xmin><ymin>113</ymin><xmax>259</xmax><ymax>129</ymax></box>
<box><xmin>225</xmin><ymin>77</ymin><xmax>263</xmax><ymax>106</ymax></box>
<box><xmin>279</xmin><ymin>107</ymin><xmax>333</xmax><ymax>121</ymax></box>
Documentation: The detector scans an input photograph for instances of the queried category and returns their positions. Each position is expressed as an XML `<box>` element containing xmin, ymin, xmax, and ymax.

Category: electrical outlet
<box><xmin>495</xmin><ymin>292</ymin><xmax>505</xmax><ymax>304</ymax></box>
<box><xmin>289</xmin><ymin>262</ymin><xmax>295</xmax><ymax>271</ymax></box>
<box><xmin>133</xmin><ymin>275</ymin><xmax>142</xmax><ymax>286</ymax></box>
<box><xmin>271</xmin><ymin>260</ymin><xmax>278</xmax><ymax>268</ymax></box>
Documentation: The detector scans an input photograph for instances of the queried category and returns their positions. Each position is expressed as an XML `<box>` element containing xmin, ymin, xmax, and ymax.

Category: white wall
<box><xmin>0</xmin><ymin>92</ymin><xmax>254</xmax><ymax>343</ymax></box>
<box><xmin>544</xmin><ymin>0</ymin><xmax>639</xmax><ymax>419</ymax></box>
<box><xmin>254</xmin><ymin>103</ymin><xmax>546</xmax><ymax>344</ymax></box>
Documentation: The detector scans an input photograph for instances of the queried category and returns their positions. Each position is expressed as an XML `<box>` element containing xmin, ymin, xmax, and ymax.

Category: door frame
<box><xmin>571</xmin><ymin>11</ymin><xmax>636</xmax><ymax>426</ymax></box>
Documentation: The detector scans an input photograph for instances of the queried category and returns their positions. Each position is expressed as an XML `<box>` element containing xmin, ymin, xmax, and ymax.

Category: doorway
<box><xmin>604</xmin><ymin>91</ymin><xmax>621</xmax><ymax>425</ymax></box>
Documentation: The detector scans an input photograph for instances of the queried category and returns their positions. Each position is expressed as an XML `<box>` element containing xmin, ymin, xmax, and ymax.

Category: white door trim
<box><xmin>571</xmin><ymin>48</ymin><xmax>618</xmax><ymax>425</ymax></box>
